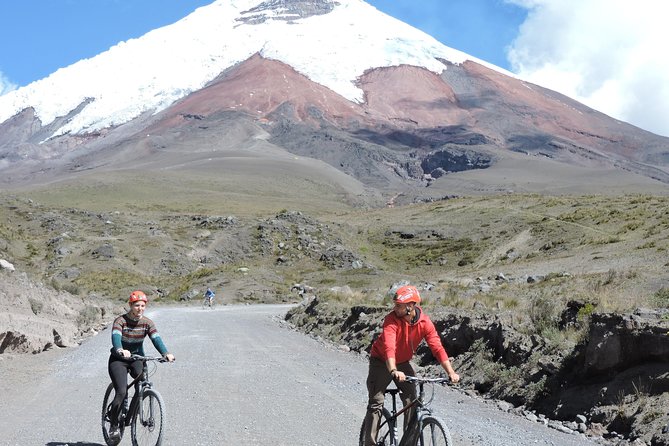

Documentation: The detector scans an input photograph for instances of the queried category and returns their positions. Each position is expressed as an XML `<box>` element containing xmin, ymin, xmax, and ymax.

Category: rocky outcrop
<box><xmin>0</xmin><ymin>270</ymin><xmax>116</xmax><ymax>354</ymax></box>
<box><xmin>582</xmin><ymin>311</ymin><xmax>669</xmax><ymax>376</ymax></box>
<box><xmin>256</xmin><ymin>210</ymin><xmax>368</xmax><ymax>269</ymax></box>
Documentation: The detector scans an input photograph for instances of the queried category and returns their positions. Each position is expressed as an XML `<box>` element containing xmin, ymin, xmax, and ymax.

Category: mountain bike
<box><xmin>102</xmin><ymin>355</ymin><xmax>168</xmax><ymax>446</ymax></box>
<box><xmin>202</xmin><ymin>293</ymin><xmax>215</xmax><ymax>309</ymax></box>
<box><xmin>359</xmin><ymin>376</ymin><xmax>454</xmax><ymax>446</ymax></box>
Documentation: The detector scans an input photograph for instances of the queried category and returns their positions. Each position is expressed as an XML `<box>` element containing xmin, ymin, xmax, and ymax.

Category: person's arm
<box><xmin>382</xmin><ymin>317</ymin><xmax>405</xmax><ymax>381</ymax></box>
<box><xmin>423</xmin><ymin>317</ymin><xmax>459</xmax><ymax>382</ymax></box>
<box><xmin>147</xmin><ymin>319</ymin><xmax>175</xmax><ymax>362</ymax></box>
<box><xmin>149</xmin><ymin>333</ymin><xmax>175</xmax><ymax>361</ymax></box>
<box><xmin>111</xmin><ymin>317</ymin><xmax>130</xmax><ymax>358</ymax></box>
<box><xmin>440</xmin><ymin>358</ymin><xmax>460</xmax><ymax>383</ymax></box>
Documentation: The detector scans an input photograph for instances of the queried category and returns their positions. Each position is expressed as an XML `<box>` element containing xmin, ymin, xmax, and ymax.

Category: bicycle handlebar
<box><xmin>129</xmin><ymin>354</ymin><xmax>168</xmax><ymax>362</ymax></box>
<box><xmin>405</xmin><ymin>376</ymin><xmax>453</xmax><ymax>385</ymax></box>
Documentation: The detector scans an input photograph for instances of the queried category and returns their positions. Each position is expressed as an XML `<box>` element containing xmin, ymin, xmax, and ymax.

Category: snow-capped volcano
<box><xmin>0</xmin><ymin>0</ymin><xmax>491</xmax><ymax>139</ymax></box>
<box><xmin>1</xmin><ymin>0</ymin><xmax>668</xmax><ymax>197</ymax></box>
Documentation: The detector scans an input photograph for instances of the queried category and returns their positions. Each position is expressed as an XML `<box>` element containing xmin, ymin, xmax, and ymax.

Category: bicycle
<box><xmin>102</xmin><ymin>355</ymin><xmax>168</xmax><ymax>446</ymax></box>
<box><xmin>359</xmin><ymin>376</ymin><xmax>454</xmax><ymax>446</ymax></box>
<box><xmin>202</xmin><ymin>294</ymin><xmax>215</xmax><ymax>309</ymax></box>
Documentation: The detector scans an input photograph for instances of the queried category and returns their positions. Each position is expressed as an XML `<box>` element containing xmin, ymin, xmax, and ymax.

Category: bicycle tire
<box><xmin>416</xmin><ymin>415</ymin><xmax>452</xmax><ymax>446</ymax></box>
<box><xmin>131</xmin><ymin>388</ymin><xmax>165</xmax><ymax>446</ymax></box>
<box><xmin>359</xmin><ymin>408</ymin><xmax>394</xmax><ymax>446</ymax></box>
<box><xmin>101</xmin><ymin>383</ymin><xmax>125</xmax><ymax>445</ymax></box>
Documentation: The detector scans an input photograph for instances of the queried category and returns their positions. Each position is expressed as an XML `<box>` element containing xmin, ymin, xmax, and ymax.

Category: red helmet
<box><xmin>129</xmin><ymin>290</ymin><xmax>148</xmax><ymax>304</ymax></box>
<box><xmin>394</xmin><ymin>285</ymin><xmax>421</xmax><ymax>304</ymax></box>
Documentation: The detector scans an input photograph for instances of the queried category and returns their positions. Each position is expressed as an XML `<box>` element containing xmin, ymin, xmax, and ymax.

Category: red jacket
<box><xmin>370</xmin><ymin>307</ymin><xmax>448</xmax><ymax>364</ymax></box>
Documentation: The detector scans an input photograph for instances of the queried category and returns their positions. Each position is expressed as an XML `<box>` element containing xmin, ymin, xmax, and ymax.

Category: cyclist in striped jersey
<box><xmin>107</xmin><ymin>290</ymin><xmax>175</xmax><ymax>441</ymax></box>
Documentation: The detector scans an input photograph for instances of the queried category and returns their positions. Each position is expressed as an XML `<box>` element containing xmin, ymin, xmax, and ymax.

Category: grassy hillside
<box><xmin>2</xmin><ymin>183</ymin><xmax>668</xmax><ymax>312</ymax></box>
<box><xmin>4</xmin><ymin>183</ymin><xmax>669</xmax><ymax>442</ymax></box>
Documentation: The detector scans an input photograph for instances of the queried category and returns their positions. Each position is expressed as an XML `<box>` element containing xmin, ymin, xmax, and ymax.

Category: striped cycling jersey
<box><xmin>111</xmin><ymin>313</ymin><xmax>168</xmax><ymax>356</ymax></box>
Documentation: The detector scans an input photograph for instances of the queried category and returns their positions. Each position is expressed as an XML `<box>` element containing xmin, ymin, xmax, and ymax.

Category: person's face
<box><xmin>129</xmin><ymin>301</ymin><xmax>146</xmax><ymax>318</ymax></box>
<box><xmin>393</xmin><ymin>301</ymin><xmax>415</xmax><ymax>318</ymax></box>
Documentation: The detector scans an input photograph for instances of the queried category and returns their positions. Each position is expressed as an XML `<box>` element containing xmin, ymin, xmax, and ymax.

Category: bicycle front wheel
<box><xmin>131</xmin><ymin>388</ymin><xmax>165</xmax><ymax>446</ymax></box>
<box><xmin>417</xmin><ymin>415</ymin><xmax>452</xmax><ymax>446</ymax></box>
<box><xmin>359</xmin><ymin>408</ymin><xmax>394</xmax><ymax>446</ymax></box>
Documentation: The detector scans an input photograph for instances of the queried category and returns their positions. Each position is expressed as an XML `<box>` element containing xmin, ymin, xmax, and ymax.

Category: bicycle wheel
<box><xmin>101</xmin><ymin>383</ymin><xmax>125</xmax><ymax>445</ymax></box>
<box><xmin>417</xmin><ymin>415</ymin><xmax>452</xmax><ymax>446</ymax></box>
<box><xmin>359</xmin><ymin>408</ymin><xmax>394</xmax><ymax>446</ymax></box>
<box><xmin>131</xmin><ymin>388</ymin><xmax>165</xmax><ymax>446</ymax></box>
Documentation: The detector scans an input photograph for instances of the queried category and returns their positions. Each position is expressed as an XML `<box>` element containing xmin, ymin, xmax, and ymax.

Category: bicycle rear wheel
<box><xmin>131</xmin><ymin>388</ymin><xmax>165</xmax><ymax>446</ymax></box>
<box><xmin>101</xmin><ymin>383</ymin><xmax>125</xmax><ymax>445</ymax></box>
<box><xmin>359</xmin><ymin>408</ymin><xmax>394</xmax><ymax>446</ymax></box>
<box><xmin>417</xmin><ymin>415</ymin><xmax>452</xmax><ymax>446</ymax></box>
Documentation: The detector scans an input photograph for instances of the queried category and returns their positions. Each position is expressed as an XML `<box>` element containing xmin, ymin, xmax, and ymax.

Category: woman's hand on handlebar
<box><xmin>164</xmin><ymin>353</ymin><xmax>175</xmax><ymax>362</ymax></box>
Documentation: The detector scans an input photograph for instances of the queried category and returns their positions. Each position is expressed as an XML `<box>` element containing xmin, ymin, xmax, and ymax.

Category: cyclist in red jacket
<box><xmin>362</xmin><ymin>285</ymin><xmax>460</xmax><ymax>446</ymax></box>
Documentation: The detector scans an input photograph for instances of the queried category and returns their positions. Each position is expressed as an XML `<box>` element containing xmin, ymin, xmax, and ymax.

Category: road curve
<box><xmin>0</xmin><ymin>304</ymin><xmax>602</xmax><ymax>445</ymax></box>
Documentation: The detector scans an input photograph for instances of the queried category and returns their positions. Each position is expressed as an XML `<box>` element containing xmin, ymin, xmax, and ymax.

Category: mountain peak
<box><xmin>238</xmin><ymin>0</ymin><xmax>338</xmax><ymax>24</ymax></box>
<box><xmin>0</xmin><ymin>0</ymin><xmax>476</xmax><ymax>138</ymax></box>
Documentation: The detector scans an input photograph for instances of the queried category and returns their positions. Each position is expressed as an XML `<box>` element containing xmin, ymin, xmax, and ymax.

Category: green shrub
<box><xmin>577</xmin><ymin>302</ymin><xmax>595</xmax><ymax>323</ymax></box>
<box><xmin>652</xmin><ymin>287</ymin><xmax>669</xmax><ymax>308</ymax></box>
<box><xmin>528</xmin><ymin>292</ymin><xmax>560</xmax><ymax>336</ymax></box>
<box><xmin>77</xmin><ymin>305</ymin><xmax>100</xmax><ymax>328</ymax></box>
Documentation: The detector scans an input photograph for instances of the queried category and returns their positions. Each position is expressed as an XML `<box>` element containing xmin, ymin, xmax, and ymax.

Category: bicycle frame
<box><xmin>122</xmin><ymin>359</ymin><xmax>155</xmax><ymax>427</ymax></box>
<box><xmin>377</xmin><ymin>377</ymin><xmax>447</xmax><ymax>446</ymax></box>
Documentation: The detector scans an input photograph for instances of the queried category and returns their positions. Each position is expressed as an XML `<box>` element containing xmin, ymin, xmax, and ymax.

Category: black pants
<box><xmin>108</xmin><ymin>355</ymin><xmax>143</xmax><ymax>425</ymax></box>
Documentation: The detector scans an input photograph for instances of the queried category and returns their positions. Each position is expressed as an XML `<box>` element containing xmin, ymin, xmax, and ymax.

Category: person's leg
<box><xmin>129</xmin><ymin>359</ymin><xmax>143</xmax><ymax>379</ymax></box>
<box><xmin>108</xmin><ymin>357</ymin><xmax>130</xmax><ymax>426</ymax></box>
<box><xmin>396</xmin><ymin>361</ymin><xmax>417</xmax><ymax>433</ymax></box>
<box><xmin>363</xmin><ymin>357</ymin><xmax>393</xmax><ymax>446</ymax></box>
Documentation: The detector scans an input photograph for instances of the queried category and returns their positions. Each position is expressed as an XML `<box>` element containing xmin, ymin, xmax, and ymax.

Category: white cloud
<box><xmin>0</xmin><ymin>71</ymin><xmax>17</xmax><ymax>96</ymax></box>
<box><xmin>505</xmin><ymin>0</ymin><xmax>669</xmax><ymax>137</ymax></box>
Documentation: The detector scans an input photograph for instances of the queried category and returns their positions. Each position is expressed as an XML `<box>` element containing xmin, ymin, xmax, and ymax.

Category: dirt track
<box><xmin>0</xmin><ymin>304</ymin><xmax>603</xmax><ymax>445</ymax></box>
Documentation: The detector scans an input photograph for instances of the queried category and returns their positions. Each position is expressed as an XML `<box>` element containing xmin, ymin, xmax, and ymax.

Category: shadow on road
<box><xmin>46</xmin><ymin>442</ymin><xmax>104</xmax><ymax>446</ymax></box>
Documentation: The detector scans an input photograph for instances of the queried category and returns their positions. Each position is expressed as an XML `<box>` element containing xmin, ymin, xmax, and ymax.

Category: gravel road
<box><xmin>0</xmin><ymin>304</ymin><xmax>605</xmax><ymax>445</ymax></box>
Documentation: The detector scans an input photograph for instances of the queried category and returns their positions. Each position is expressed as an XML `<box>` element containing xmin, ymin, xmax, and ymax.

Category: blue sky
<box><xmin>1</xmin><ymin>0</ymin><xmax>668</xmax><ymax>137</ymax></box>
<box><xmin>0</xmin><ymin>0</ymin><xmax>523</xmax><ymax>87</ymax></box>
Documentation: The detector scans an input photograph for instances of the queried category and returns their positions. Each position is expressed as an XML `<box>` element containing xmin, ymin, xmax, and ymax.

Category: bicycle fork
<box><xmin>124</xmin><ymin>383</ymin><xmax>141</xmax><ymax>427</ymax></box>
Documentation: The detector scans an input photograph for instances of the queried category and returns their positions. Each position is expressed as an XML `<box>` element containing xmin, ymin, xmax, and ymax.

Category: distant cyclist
<box><xmin>203</xmin><ymin>287</ymin><xmax>215</xmax><ymax>307</ymax></box>
<box><xmin>107</xmin><ymin>290</ymin><xmax>175</xmax><ymax>442</ymax></box>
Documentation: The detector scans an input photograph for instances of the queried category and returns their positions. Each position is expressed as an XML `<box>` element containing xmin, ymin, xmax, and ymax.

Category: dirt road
<box><xmin>0</xmin><ymin>304</ymin><xmax>603</xmax><ymax>445</ymax></box>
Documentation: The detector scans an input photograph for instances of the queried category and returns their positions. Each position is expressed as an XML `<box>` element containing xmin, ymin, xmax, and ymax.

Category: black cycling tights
<box><xmin>108</xmin><ymin>356</ymin><xmax>143</xmax><ymax>424</ymax></box>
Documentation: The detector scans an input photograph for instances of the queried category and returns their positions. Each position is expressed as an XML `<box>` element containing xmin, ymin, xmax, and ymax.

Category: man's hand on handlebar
<box><xmin>391</xmin><ymin>369</ymin><xmax>407</xmax><ymax>382</ymax></box>
<box><xmin>448</xmin><ymin>371</ymin><xmax>460</xmax><ymax>384</ymax></box>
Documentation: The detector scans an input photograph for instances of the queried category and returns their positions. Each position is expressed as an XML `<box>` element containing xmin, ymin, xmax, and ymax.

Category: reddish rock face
<box><xmin>150</xmin><ymin>54</ymin><xmax>668</xmax><ymax>173</ymax></box>
<box><xmin>1</xmin><ymin>54</ymin><xmax>668</xmax><ymax>193</ymax></box>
